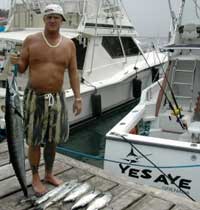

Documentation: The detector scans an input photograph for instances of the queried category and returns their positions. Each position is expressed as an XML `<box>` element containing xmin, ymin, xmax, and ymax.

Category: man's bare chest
<box><xmin>29</xmin><ymin>44</ymin><xmax>68</xmax><ymax>66</ymax></box>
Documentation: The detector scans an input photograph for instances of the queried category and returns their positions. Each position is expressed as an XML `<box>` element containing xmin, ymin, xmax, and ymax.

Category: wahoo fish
<box><xmin>5</xmin><ymin>77</ymin><xmax>28</xmax><ymax>197</ymax></box>
<box><xmin>34</xmin><ymin>180</ymin><xmax>73</xmax><ymax>205</ymax></box>
<box><xmin>71</xmin><ymin>189</ymin><xmax>101</xmax><ymax>210</ymax></box>
<box><xmin>42</xmin><ymin>180</ymin><xmax>80</xmax><ymax>209</ymax></box>
<box><xmin>63</xmin><ymin>182</ymin><xmax>91</xmax><ymax>203</ymax></box>
<box><xmin>86</xmin><ymin>192</ymin><xmax>112</xmax><ymax>210</ymax></box>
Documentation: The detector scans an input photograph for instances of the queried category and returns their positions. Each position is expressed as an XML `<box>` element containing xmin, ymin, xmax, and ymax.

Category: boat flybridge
<box><xmin>0</xmin><ymin>0</ymin><xmax>167</xmax><ymax>127</ymax></box>
<box><xmin>105</xmin><ymin>0</ymin><xmax>200</xmax><ymax>202</ymax></box>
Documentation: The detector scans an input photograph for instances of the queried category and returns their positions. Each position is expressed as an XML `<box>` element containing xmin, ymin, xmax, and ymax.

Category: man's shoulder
<box><xmin>62</xmin><ymin>36</ymin><xmax>72</xmax><ymax>42</ymax></box>
<box><xmin>62</xmin><ymin>36</ymin><xmax>75</xmax><ymax>47</ymax></box>
<box><xmin>25</xmin><ymin>32</ymin><xmax>41</xmax><ymax>42</ymax></box>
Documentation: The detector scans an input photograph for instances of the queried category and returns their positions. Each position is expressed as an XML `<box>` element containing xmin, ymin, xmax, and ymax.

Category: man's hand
<box><xmin>73</xmin><ymin>98</ymin><xmax>82</xmax><ymax>116</ymax></box>
<box><xmin>10</xmin><ymin>53</ymin><xmax>20</xmax><ymax>65</ymax></box>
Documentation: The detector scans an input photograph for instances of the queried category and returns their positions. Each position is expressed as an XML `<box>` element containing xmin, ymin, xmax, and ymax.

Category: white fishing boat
<box><xmin>0</xmin><ymin>0</ymin><xmax>166</xmax><ymax>127</ymax></box>
<box><xmin>104</xmin><ymin>0</ymin><xmax>200</xmax><ymax>202</ymax></box>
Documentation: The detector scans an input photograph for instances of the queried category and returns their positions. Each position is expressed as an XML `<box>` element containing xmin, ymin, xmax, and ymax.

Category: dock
<box><xmin>0</xmin><ymin>141</ymin><xmax>200</xmax><ymax>210</ymax></box>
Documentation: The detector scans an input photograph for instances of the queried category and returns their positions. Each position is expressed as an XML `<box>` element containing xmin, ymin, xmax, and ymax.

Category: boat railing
<box><xmin>6</xmin><ymin>0</ymin><xmax>85</xmax><ymax>30</ymax></box>
<box><xmin>139</xmin><ymin>79</ymin><xmax>163</xmax><ymax>121</ymax></box>
<box><xmin>4</xmin><ymin>0</ymin><xmax>135</xmax><ymax>38</ymax></box>
<box><xmin>141</xmin><ymin>78</ymin><xmax>163</xmax><ymax>103</ymax></box>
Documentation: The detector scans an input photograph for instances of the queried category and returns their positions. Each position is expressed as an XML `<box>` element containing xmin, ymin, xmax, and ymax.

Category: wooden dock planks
<box><xmin>0</xmin><ymin>141</ymin><xmax>200</xmax><ymax>210</ymax></box>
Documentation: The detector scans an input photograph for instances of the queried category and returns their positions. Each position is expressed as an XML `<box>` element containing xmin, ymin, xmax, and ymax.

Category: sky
<box><xmin>122</xmin><ymin>0</ymin><xmax>180</xmax><ymax>37</ymax></box>
<box><xmin>0</xmin><ymin>0</ymin><xmax>181</xmax><ymax>37</ymax></box>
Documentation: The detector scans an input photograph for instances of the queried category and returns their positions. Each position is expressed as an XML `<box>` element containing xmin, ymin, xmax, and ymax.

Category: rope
<box><xmin>57</xmin><ymin>142</ymin><xmax>196</xmax><ymax>201</ymax></box>
<box><xmin>57</xmin><ymin>146</ymin><xmax>200</xmax><ymax>169</ymax></box>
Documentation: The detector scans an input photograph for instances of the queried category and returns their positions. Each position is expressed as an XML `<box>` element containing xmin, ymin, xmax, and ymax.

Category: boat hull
<box><xmin>67</xmin><ymin>66</ymin><xmax>157</xmax><ymax>125</ymax></box>
<box><xmin>0</xmin><ymin>63</ymin><xmax>158</xmax><ymax>128</ymax></box>
<box><xmin>104</xmin><ymin>134</ymin><xmax>200</xmax><ymax>201</ymax></box>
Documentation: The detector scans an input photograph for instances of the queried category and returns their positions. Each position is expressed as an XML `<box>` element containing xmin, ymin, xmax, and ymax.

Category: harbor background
<box><xmin>0</xmin><ymin>36</ymin><xmax>168</xmax><ymax>165</ymax></box>
<box><xmin>57</xmin><ymin>36</ymin><xmax>168</xmax><ymax>169</ymax></box>
<box><xmin>0</xmin><ymin>0</ymin><xmax>169</xmax><ymax>168</ymax></box>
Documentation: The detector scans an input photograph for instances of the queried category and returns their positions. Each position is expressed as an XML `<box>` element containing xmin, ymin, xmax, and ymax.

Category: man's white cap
<box><xmin>43</xmin><ymin>4</ymin><xmax>66</xmax><ymax>21</ymax></box>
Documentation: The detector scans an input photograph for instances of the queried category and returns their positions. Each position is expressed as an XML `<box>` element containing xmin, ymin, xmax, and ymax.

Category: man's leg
<box><xmin>28</xmin><ymin>145</ymin><xmax>47</xmax><ymax>196</ymax></box>
<box><xmin>43</xmin><ymin>142</ymin><xmax>63</xmax><ymax>186</ymax></box>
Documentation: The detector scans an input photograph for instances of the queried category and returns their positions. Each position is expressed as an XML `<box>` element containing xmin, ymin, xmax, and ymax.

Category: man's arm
<box><xmin>68</xmin><ymin>40</ymin><xmax>82</xmax><ymax>115</ymax></box>
<box><xmin>10</xmin><ymin>37</ymin><xmax>30</xmax><ymax>73</ymax></box>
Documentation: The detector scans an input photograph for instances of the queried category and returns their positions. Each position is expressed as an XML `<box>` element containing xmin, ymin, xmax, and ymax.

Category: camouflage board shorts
<box><xmin>23</xmin><ymin>87</ymin><xmax>69</xmax><ymax>146</ymax></box>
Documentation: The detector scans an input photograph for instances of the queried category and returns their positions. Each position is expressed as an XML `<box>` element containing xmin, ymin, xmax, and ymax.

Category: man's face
<box><xmin>43</xmin><ymin>14</ymin><xmax>63</xmax><ymax>31</ymax></box>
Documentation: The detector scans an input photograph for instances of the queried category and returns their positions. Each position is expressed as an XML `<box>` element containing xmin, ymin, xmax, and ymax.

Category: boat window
<box><xmin>121</xmin><ymin>37</ymin><xmax>140</xmax><ymax>56</ymax></box>
<box><xmin>102</xmin><ymin>37</ymin><xmax>123</xmax><ymax>58</ymax></box>
<box><xmin>72</xmin><ymin>38</ymin><xmax>87</xmax><ymax>70</ymax></box>
<box><xmin>102</xmin><ymin>36</ymin><xmax>140</xmax><ymax>58</ymax></box>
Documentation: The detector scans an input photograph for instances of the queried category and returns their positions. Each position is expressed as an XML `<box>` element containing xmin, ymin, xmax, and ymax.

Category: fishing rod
<box><xmin>156</xmin><ymin>78</ymin><xmax>186</xmax><ymax>129</ymax></box>
<box><xmin>113</xmin><ymin>133</ymin><xmax>195</xmax><ymax>202</ymax></box>
<box><xmin>152</xmin><ymin>43</ymin><xmax>183</xmax><ymax>120</ymax></box>
<box><xmin>139</xmin><ymin>45</ymin><xmax>186</xmax><ymax>129</ymax></box>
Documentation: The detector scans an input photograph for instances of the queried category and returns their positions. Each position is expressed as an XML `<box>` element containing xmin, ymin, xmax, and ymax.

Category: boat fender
<box><xmin>91</xmin><ymin>93</ymin><xmax>102</xmax><ymax>117</ymax></box>
<box><xmin>132</xmin><ymin>78</ymin><xmax>142</xmax><ymax>99</ymax></box>
<box><xmin>151</xmin><ymin>67</ymin><xmax>159</xmax><ymax>82</ymax></box>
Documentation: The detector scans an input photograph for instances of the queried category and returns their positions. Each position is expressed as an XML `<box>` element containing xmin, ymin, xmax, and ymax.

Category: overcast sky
<box><xmin>122</xmin><ymin>0</ymin><xmax>181</xmax><ymax>37</ymax></box>
<box><xmin>0</xmin><ymin>0</ymin><xmax>181</xmax><ymax>37</ymax></box>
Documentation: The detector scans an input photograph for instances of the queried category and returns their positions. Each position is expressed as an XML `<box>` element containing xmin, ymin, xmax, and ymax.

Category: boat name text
<box><xmin>119</xmin><ymin>164</ymin><xmax>192</xmax><ymax>190</ymax></box>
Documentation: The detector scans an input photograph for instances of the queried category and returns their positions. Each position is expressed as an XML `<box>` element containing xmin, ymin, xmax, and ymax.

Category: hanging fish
<box><xmin>5</xmin><ymin>77</ymin><xmax>28</xmax><ymax>197</ymax></box>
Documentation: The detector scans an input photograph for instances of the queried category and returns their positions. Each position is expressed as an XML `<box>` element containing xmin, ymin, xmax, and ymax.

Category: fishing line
<box><xmin>138</xmin><ymin>44</ymin><xmax>185</xmax><ymax>129</ymax></box>
<box><xmin>152</xmin><ymin>54</ymin><xmax>168</xmax><ymax>84</ymax></box>
<box><xmin>151</xmin><ymin>43</ymin><xmax>183</xmax><ymax>119</ymax></box>
<box><xmin>57</xmin><ymin>144</ymin><xmax>196</xmax><ymax>201</ymax></box>
<box><xmin>156</xmin><ymin>78</ymin><xmax>186</xmax><ymax>129</ymax></box>
<box><xmin>114</xmin><ymin>133</ymin><xmax>195</xmax><ymax>201</ymax></box>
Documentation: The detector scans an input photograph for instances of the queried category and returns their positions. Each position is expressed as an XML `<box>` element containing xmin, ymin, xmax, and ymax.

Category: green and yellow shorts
<box><xmin>23</xmin><ymin>87</ymin><xmax>69</xmax><ymax>146</ymax></box>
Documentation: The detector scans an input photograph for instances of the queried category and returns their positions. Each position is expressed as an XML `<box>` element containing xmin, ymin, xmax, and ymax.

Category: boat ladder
<box><xmin>171</xmin><ymin>59</ymin><xmax>196</xmax><ymax>111</ymax></box>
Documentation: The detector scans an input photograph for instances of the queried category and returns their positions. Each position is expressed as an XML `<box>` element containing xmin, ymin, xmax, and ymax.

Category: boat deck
<box><xmin>0</xmin><ymin>141</ymin><xmax>200</xmax><ymax>210</ymax></box>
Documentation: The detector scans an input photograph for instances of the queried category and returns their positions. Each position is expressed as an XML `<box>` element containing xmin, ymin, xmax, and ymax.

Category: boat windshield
<box><xmin>181</xmin><ymin>0</ymin><xmax>200</xmax><ymax>25</ymax></box>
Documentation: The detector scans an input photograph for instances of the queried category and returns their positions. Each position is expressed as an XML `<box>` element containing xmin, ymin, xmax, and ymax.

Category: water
<box><xmin>137</xmin><ymin>36</ymin><xmax>168</xmax><ymax>50</ymax></box>
<box><xmin>58</xmin><ymin>100</ymin><xmax>137</xmax><ymax>168</ymax></box>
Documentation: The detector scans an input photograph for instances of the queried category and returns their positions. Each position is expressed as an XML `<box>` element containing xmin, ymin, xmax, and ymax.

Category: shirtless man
<box><xmin>11</xmin><ymin>4</ymin><xmax>82</xmax><ymax>196</ymax></box>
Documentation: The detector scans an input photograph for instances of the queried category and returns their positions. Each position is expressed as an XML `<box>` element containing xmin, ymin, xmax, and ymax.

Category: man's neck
<box><xmin>42</xmin><ymin>30</ymin><xmax>63</xmax><ymax>48</ymax></box>
<box><xmin>44</xmin><ymin>30</ymin><xmax>60</xmax><ymax>39</ymax></box>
